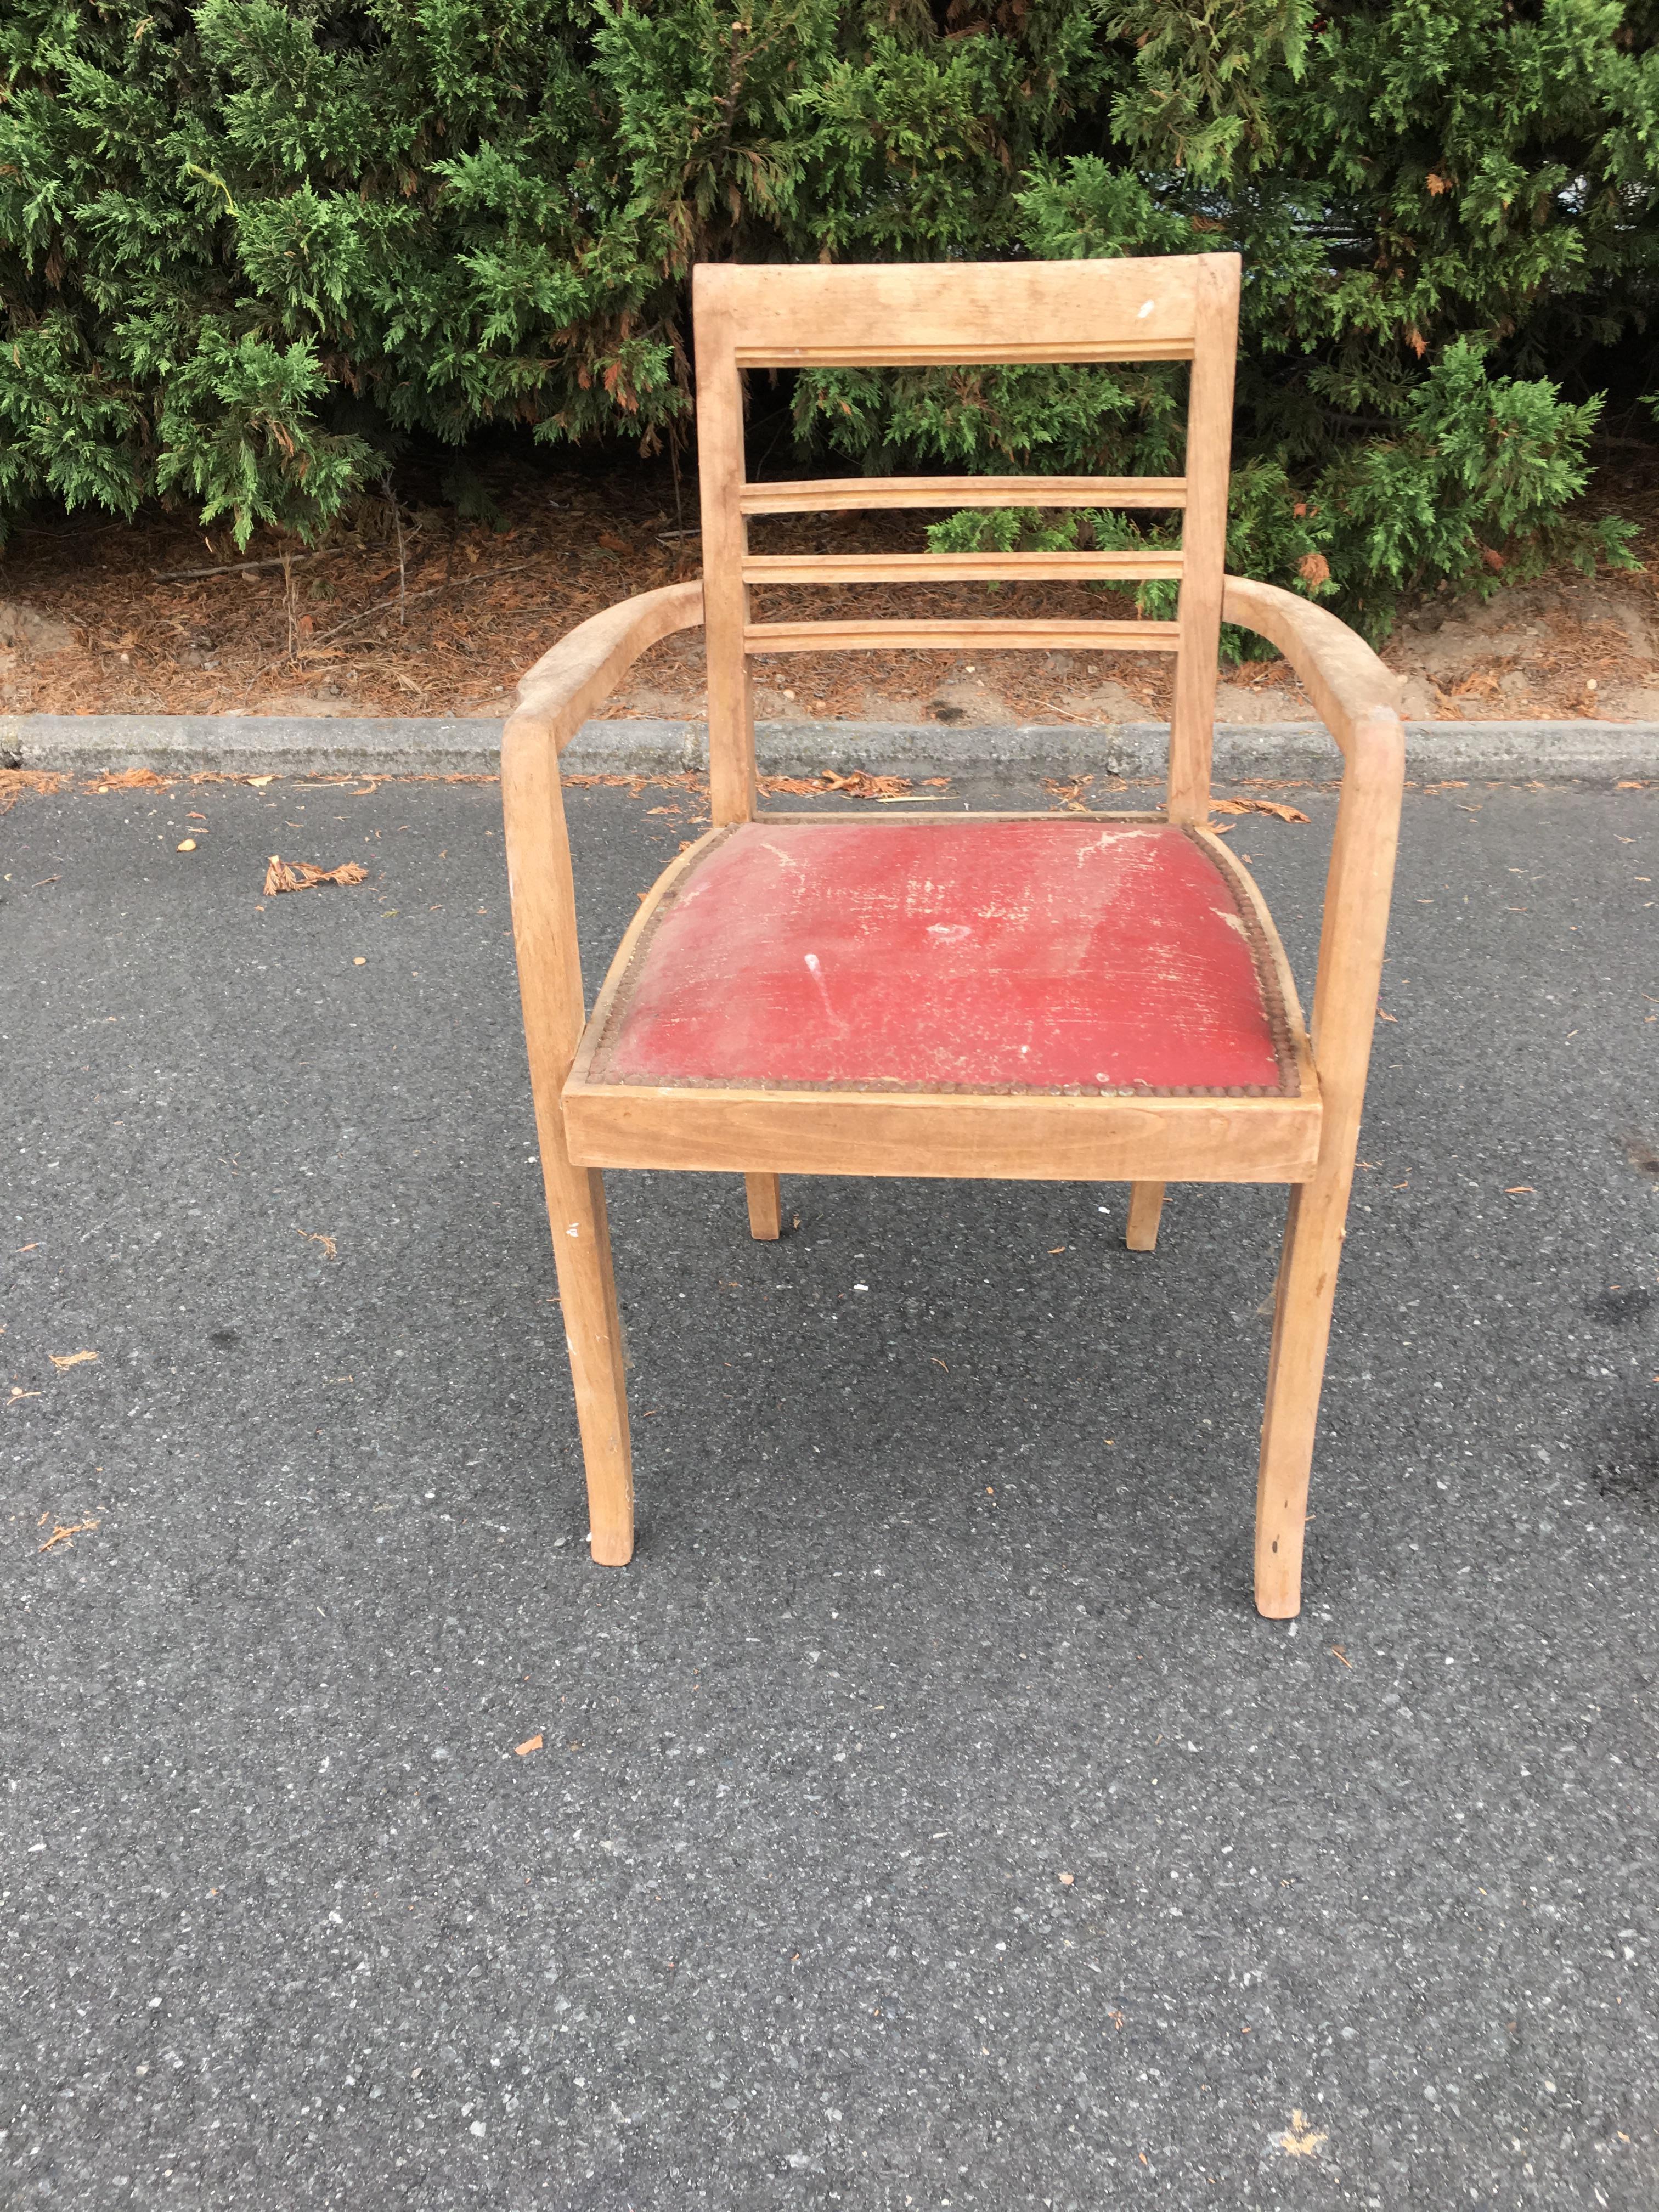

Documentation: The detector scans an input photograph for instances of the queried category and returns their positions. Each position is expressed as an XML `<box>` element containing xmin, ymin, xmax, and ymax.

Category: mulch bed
<box><xmin>2</xmin><ymin>449</ymin><xmax>1656</xmax><ymax>724</ymax></box>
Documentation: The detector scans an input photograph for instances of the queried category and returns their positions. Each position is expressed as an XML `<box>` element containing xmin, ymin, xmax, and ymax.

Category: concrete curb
<box><xmin>4</xmin><ymin>711</ymin><xmax>1656</xmax><ymax>783</ymax></box>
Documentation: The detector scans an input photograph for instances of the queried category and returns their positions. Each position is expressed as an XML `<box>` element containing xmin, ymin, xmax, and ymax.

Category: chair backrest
<box><xmin>691</xmin><ymin>254</ymin><xmax>1240</xmax><ymax>828</ymax></box>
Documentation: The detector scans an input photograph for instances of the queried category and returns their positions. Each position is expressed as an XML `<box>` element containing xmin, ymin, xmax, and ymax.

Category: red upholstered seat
<box><xmin>587</xmin><ymin>818</ymin><xmax>1300</xmax><ymax>1099</ymax></box>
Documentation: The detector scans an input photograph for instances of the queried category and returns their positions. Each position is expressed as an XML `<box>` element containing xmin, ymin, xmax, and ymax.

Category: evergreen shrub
<box><xmin>2</xmin><ymin>0</ymin><xmax>1654</xmax><ymax>628</ymax></box>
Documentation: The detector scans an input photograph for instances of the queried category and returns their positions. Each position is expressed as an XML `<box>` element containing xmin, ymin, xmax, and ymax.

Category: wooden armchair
<box><xmin>501</xmin><ymin>255</ymin><xmax>1404</xmax><ymax>1618</ymax></box>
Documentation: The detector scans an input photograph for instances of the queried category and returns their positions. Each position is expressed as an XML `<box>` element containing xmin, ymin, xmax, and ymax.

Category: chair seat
<box><xmin>583</xmin><ymin>817</ymin><xmax>1302</xmax><ymax>1099</ymax></box>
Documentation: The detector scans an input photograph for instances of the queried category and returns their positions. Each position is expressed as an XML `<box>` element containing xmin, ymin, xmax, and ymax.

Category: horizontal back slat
<box><xmin>740</xmin><ymin>340</ymin><xmax>1186</xmax><ymax>366</ymax></box>
<box><xmin>740</xmin><ymin>476</ymin><xmax>1186</xmax><ymax>514</ymax></box>
<box><xmin>744</xmin><ymin>551</ymin><xmax>1183</xmax><ymax>584</ymax></box>
<box><xmin>745</xmin><ymin>617</ymin><xmax>1182</xmax><ymax>654</ymax></box>
<box><xmin>696</xmin><ymin>259</ymin><xmax>1220</xmax><ymax>364</ymax></box>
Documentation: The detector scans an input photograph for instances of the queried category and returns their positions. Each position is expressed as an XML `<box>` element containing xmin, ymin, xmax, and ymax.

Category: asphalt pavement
<box><xmin>3</xmin><ymin>768</ymin><xmax>1657</xmax><ymax>2209</ymax></box>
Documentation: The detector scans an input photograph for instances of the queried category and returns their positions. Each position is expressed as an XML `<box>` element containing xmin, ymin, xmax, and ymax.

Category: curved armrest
<box><xmin>509</xmin><ymin>579</ymin><xmax>705</xmax><ymax>756</ymax></box>
<box><xmin>1221</xmin><ymin>575</ymin><xmax>1405</xmax><ymax>1143</ymax></box>
<box><xmin>1221</xmin><ymin>575</ymin><xmax>1403</xmax><ymax>781</ymax></box>
<box><xmin>503</xmin><ymin>582</ymin><xmax>707</xmax><ymax>1090</ymax></box>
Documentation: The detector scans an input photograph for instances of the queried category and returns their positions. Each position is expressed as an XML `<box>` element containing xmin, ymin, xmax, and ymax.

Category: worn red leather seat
<box><xmin>586</xmin><ymin>817</ymin><xmax>1300</xmax><ymax>1100</ymax></box>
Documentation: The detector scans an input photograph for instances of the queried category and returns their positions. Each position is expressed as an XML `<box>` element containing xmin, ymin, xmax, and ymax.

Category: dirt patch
<box><xmin>1</xmin><ymin>449</ymin><xmax>1654</xmax><ymax>726</ymax></box>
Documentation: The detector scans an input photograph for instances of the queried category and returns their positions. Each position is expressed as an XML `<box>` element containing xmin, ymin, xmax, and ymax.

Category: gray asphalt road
<box><xmin>3</xmin><ymin>769</ymin><xmax>1657</xmax><ymax>2211</ymax></box>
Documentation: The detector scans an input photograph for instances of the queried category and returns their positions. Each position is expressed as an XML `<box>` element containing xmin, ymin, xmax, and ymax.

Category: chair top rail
<box><xmin>695</xmin><ymin>257</ymin><xmax>1226</xmax><ymax>364</ymax></box>
<box><xmin>738</xmin><ymin>476</ymin><xmax>1187</xmax><ymax>515</ymax></box>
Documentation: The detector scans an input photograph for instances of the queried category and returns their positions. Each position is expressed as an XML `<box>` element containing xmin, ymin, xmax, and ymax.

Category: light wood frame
<box><xmin>501</xmin><ymin>257</ymin><xmax>1404</xmax><ymax>1618</ymax></box>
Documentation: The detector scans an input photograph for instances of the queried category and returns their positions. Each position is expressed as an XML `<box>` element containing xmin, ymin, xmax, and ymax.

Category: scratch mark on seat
<box><xmin>760</xmin><ymin>839</ymin><xmax>809</xmax><ymax>886</ymax></box>
<box><xmin>803</xmin><ymin>950</ymin><xmax>847</xmax><ymax>1030</ymax></box>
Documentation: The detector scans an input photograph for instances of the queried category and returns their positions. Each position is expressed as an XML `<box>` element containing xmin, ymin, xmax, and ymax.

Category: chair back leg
<box><xmin>745</xmin><ymin>1173</ymin><xmax>783</xmax><ymax>1241</ymax></box>
<box><xmin>1126</xmin><ymin>1182</ymin><xmax>1166</xmax><ymax>1251</ymax></box>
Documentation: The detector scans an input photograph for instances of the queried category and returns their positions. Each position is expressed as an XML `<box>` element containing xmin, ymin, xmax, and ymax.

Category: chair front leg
<box><xmin>1252</xmin><ymin>723</ymin><xmax>1401</xmax><ymax>1617</ymax></box>
<box><xmin>546</xmin><ymin>1139</ymin><xmax>635</xmax><ymax>1565</ymax></box>
<box><xmin>1253</xmin><ymin>1169</ymin><xmax>1351</xmax><ymax>1615</ymax></box>
<box><xmin>504</xmin><ymin>705</ymin><xmax>636</xmax><ymax>1566</ymax></box>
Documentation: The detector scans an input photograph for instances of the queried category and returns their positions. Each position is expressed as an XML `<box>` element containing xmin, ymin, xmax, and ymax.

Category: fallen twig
<box><xmin>153</xmin><ymin>544</ymin><xmax>385</xmax><ymax>585</ymax></box>
<box><xmin>1027</xmin><ymin>697</ymin><xmax>1099</xmax><ymax>725</ymax></box>
<box><xmin>386</xmin><ymin>474</ymin><xmax>408</xmax><ymax>629</ymax></box>
<box><xmin>39</xmin><ymin>1517</ymin><xmax>99</xmax><ymax>1554</ymax></box>
<box><xmin>309</xmin><ymin>562</ymin><xmax>536</xmax><ymax>650</ymax></box>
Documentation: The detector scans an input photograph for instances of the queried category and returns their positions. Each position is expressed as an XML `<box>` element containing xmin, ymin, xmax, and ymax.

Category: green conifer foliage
<box><xmin>1</xmin><ymin>0</ymin><xmax>1652</xmax><ymax>622</ymax></box>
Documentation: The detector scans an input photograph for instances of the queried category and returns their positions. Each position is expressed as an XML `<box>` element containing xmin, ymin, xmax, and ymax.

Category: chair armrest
<box><xmin>1220</xmin><ymin>575</ymin><xmax>1405</xmax><ymax>1155</ymax></box>
<box><xmin>503</xmin><ymin>582</ymin><xmax>707</xmax><ymax>1093</ymax></box>
<box><xmin>1221</xmin><ymin>575</ymin><xmax>1403</xmax><ymax>780</ymax></box>
<box><xmin>510</xmin><ymin>579</ymin><xmax>706</xmax><ymax>755</ymax></box>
